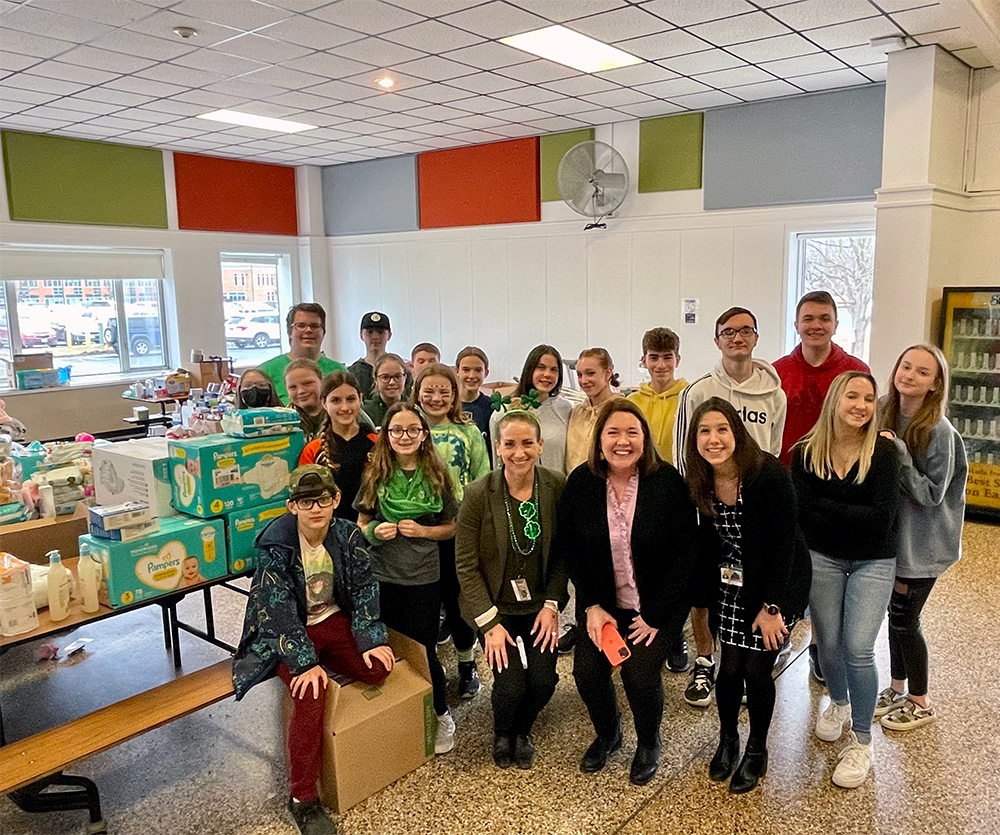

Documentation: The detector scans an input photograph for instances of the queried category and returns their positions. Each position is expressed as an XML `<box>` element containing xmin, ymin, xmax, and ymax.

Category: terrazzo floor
<box><xmin>1</xmin><ymin>521</ymin><xmax>997</xmax><ymax>835</ymax></box>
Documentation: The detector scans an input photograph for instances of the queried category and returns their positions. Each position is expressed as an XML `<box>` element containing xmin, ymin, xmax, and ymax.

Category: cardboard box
<box><xmin>6</xmin><ymin>352</ymin><xmax>54</xmax><ymax>373</ymax></box>
<box><xmin>93</xmin><ymin>438</ymin><xmax>176</xmax><ymax>520</ymax></box>
<box><xmin>80</xmin><ymin>515</ymin><xmax>227</xmax><ymax>609</ymax></box>
<box><xmin>223</xmin><ymin>501</ymin><xmax>287</xmax><ymax>574</ymax></box>
<box><xmin>88</xmin><ymin>519</ymin><xmax>159</xmax><ymax>542</ymax></box>
<box><xmin>168</xmin><ymin>431</ymin><xmax>303</xmax><ymax>518</ymax></box>
<box><xmin>317</xmin><ymin>630</ymin><xmax>434</xmax><ymax>813</ymax></box>
<box><xmin>182</xmin><ymin>358</ymin><xmax>234</xmax><ymax>388</ymax></box>
<box><xmin>0</xmin><ymin>503</ymin><xmax>90</xmax><ymax>564</ymax></box>
<box><xmin>88</xmin><ymin>501</ymin><xmax>152</xmax><ymax>533</ymax></box>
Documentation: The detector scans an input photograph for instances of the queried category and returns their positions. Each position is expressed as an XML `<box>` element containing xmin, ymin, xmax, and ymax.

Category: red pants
<box><xmin>276</xmin><ymin>611</ymin><xmax>389</xmax><ymax>801</ymax></box>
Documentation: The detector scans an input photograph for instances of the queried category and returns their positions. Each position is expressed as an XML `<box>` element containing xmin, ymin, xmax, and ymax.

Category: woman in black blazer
<box><xmin>685</xmin><ymin>398</ymin><xmax>810</xmax><ymax>794</ymax></box>
<box><xmin>558</xmin><ymin>399</ymin><xmax>697</xmax><ymax>786</ymax></box>
<box><xmin>456</xmin><ymin>411</ymin><xmax>568</xmax><ymax>770</ymax></box>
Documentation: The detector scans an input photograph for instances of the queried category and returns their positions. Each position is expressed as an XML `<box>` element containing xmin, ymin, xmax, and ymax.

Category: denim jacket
<box><xmin>232</xmin><ymin>512</ymin><xmax>387</xmax><ymax>700</ymax></box>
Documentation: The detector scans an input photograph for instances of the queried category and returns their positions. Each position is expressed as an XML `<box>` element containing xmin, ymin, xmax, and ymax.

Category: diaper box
<box><xmin>168</xmin><ymin>431</ymin><xmax>303</xmax><ymax>518</ymax></box>
<box><xmin>221</xmin><ymin>408</ymin><xmax>300</xmax><ymax>438</ymax></box>
<box><xmin>80</xmin><ymin>515</ymin><xmax>227</xmax><ymax>609</ymax></box>
<box><xmin>93</xmin><ymin>438</ymin><xmax>175</xmax><ymax>519</ymax></box>
<box><xmin>223</xmin><ymin>501</ymin><xmax>287</xmax><ymax>574</ymax></box>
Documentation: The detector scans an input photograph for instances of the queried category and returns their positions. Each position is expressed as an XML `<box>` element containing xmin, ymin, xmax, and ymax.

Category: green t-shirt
<box><xmin>257</xmin><ymin>353</ymin><xmax>346</xmax><ymax>405</ymax></box>
<box><xmin>428</xmin><ymin>421</ymin><xmax>490</xmax><ymax>502</ymax></box>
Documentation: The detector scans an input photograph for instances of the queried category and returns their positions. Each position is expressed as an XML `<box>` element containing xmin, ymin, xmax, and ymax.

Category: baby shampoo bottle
<box><xmin>46</xmin><ymin>549</ymin><xmax>71</xmax><ymax>621</ymax></box>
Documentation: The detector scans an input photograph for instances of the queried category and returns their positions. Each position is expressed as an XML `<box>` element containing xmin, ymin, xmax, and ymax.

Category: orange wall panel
<box><xmin>174</xmin><ymin>153</ymin><xmax>298</xmax><ymax>235</ymax></box>
<box><xmin>417</xmin><ymin>138</ymin><xmax>540</xmax><ymax>229</ymax></box>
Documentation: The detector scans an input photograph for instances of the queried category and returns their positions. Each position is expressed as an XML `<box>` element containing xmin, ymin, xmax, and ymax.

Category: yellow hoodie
<box><xmin>627</xmin><ymin>379</ymin><xmax>688</xmax><ymax>465</ymax></box>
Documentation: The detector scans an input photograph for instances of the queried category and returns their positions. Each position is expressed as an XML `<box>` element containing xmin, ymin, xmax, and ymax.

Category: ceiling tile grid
<box><xmin>0</xmin><ymin>0</ymin><xmax>986</xmax><ymax>167</ymax></box>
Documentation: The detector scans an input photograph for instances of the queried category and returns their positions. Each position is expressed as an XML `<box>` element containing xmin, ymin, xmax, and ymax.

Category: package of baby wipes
<box><xmin>222</xmin><ymin>408</ymin><xmax>301</xmax><ymax>438</ymax></box>
<box><xmin>168</xmin><ymin>431</ymin><xmax>303</xmax><ymax>518</ymax></box>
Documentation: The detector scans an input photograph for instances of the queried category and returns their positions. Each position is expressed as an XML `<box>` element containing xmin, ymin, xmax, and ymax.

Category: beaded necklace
<box><xmin>503</xmin><ymin>472</ymin><xmax>540</xmax><ymax>558</ymax></box>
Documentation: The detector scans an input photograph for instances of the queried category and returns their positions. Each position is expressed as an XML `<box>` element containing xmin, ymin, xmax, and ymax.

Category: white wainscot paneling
<box><xmin>406</xmin><ymin>243</ymin><xmax>444</xmax><ymax>351</ymax></box>
<box><xmin>544</xmin><ymin>235</ymin><xmax>588</xmax><ymax>361</ymax></box>
<box><xmin>732</xmin><ymin>223</ymin><xmax>787</xmax><ymax>363</ymax></box>
<box><xmin>470</xmin><ymin>239</ymin><xmax>511</xmax><ymax>380</ymax></box>
<box><xmin>378</xmin><ymin>243</ymin><xmax>412</xmax><ymax>362</ymax></box>
<box><xmin>330</xmin><ymin>244</ymin><xmax>381</xmax><ymax>360</ymax></box>
<box><xmin>679</xmin><ymin>227</ymin><xmax>735</xmax><ymax>380</ymax></box>
<box><xmin>630</xmin><ymin>230</ymin><xmax>682</xmax><ymax>386</ymax></box>
<box><xmin>586</xmin><ymin>232</ymin><xmax>633</xmax><ymax>379</ymax></box>
<box><xmin>507</xmin><ymin>237</ymin><xmax>548</xmax><ymax>364</ymax></box>
<box><xmin>435</xmin><ymin>241</ymin><xmax>474</xmax><ymax>365</ymax></box>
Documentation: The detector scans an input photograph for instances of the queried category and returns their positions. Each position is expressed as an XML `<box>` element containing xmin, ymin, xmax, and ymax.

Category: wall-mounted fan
<box><xmin>557</xmin><ymin>140</ymin><xmax>629</xmax><ymax>230</ymax></box>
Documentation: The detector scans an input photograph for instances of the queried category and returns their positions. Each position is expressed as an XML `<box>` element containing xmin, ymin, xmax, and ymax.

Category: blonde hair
<box><xmin>412</xmin><ymin>363</ymin><xmax>471</xmax><ymax>425</ymax></box>
<box><xmin>880</xmin><ymin>343</ymin><xmax>948</xmax><ymax>458</ymax></box>
<box><xmin>796</xmin><ymin>371</ymin><xmax>879</xmax><ymax>483</ymax></box>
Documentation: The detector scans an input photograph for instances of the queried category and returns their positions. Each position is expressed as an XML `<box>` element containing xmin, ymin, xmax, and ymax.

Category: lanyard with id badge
<box><xmin>504</xmin><ymin>480</ymin><xmax>541</xmax><ymax>603</ymax></box>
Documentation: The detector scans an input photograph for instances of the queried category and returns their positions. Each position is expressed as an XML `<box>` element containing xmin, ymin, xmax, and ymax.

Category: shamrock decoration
<box><xmin>490</xmin><ymin>391</ymin><xmax>512</xmax><ymax>412</ymax></box>
<box><xmin>520</xmin><ymin>388</ymin><xmax>542</xmax><ymax>410</ymax></box>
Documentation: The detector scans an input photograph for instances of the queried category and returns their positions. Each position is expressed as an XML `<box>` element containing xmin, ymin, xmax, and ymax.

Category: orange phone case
<box><xmin>601</xmin><ymin>622</ymin><xmax>631</xmax><ymax>666</ymax></box>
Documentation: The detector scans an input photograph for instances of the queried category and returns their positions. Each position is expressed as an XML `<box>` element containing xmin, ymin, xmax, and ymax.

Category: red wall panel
<box><xmin>417</xmin><ymin>138</ymin><xmax>540</xmax><ymax>229</ymax></box>
<box><xmin>174</xmin><ymin>153</ymin><xmax>298</xmax><ymax>235</ymax></box>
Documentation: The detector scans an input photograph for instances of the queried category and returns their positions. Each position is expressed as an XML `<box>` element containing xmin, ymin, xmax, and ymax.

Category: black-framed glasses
<box><xmin>292</xmin><ymin>322</ymin><xmax>323</xmax><ymax>332</ymax></box>
<box><xmin>387</xmin><ymin>426</ymin><xmax>425</xmax><ymax>439</ymax></box>
<box><xmin>377</xmin><ymin>373</ymin><xmax>405</xmax><ymax>383</ymax></box>
<box><xmin>293</xmin><ymin>494</ymin><xmax>336</xmax><ymax>510</ymax></box>
<box><xmin>717</xmin><ymin>326</ymin><xmax>757</xmax><ymax>340</ymax></box>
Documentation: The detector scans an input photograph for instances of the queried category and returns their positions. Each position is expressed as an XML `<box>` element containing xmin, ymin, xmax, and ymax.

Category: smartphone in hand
<box><xmin>601</xmin><ymin>622</ymin><xmax>631</xmax><ymax>666</ymax></box>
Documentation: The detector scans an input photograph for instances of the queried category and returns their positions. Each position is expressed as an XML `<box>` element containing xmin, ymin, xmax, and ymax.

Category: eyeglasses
<box><xmin>293</xmin><ymin>494</ymin><xmax>336</xmax><ymax>510</ymax></box>
<box><xmin>717</xmin><ymin>326</ymin><xmax>757</xmax><ymax>340</ymax></box>
<box><xmin>377</xmin><ymin>373</ymin><xmax>405</xmax><ymax>383</ymax></box>
<box><xmin>387</xmin><ymin>426</ymin><xmax>425</xmax><ymax>439</ymax></box>
<box><xmin>292</xmin><ymin>322</ymin><xmax>323</xmax><ymax>332</ymax></box>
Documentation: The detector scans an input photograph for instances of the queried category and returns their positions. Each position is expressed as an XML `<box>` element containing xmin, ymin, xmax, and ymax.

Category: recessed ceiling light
<box><xmin>375</xmin><ymin>76</ymin><xmax>395</xmax><ymax>89</ymax></box>
<box><xmin>501</xmin><ymin>25</ymin><xmax>642</xmax><ymax>73</ymax></box>
<box><xmin>196</xmin><ymin>109</ymin><xmax>317</xmax><ymax>134</ymax></box>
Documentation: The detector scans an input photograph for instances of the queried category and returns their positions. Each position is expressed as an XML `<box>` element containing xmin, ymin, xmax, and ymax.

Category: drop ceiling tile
<box><xmin>257</xmin><ymin>16</ymin><xmax>362</xmax><ymax>50</ymax></box>
<box><xmin>40</xmin><ymin>96</ymin><xmax>122</xmax><ymax>117</ymax></box>
<box><xmin>88</xmin><ymin>29</ymin><xmax>198</xmax><ymax>61</ymax></box>
<box><xmin>31</xmin><ymin>0</ymin><xmax>155</xmax><ymax>27</ymax></box>
<box><xmin>496</xmin><ymin>59</ymin><xmax>579</xmax><ymax>83</ymax></box>
<box><xmin>284</xmin><ymin>51</ymin><xmax>376</xmax><ymax>78</ymax></box>
<box><xmin>792</xmin><ymin>67</ymin><xmax>871</xmax><ymax>90</ymax></box>
<box><xmin>488</xmin><ymin>104</ymin><xmax>552</xmax><ymax>121</ymax></box>
<box><xmin>688</xmin><ymin>12</ymin><xmax>793</xmax><ymax>46</ymax></box>
<box><xmin>582</xmin><ymin>87</ymin><xmax>655</xmax><ymax>106</ymax></box>
<box><xmin>488</xmin><ymin>122</ymin><xmax>544</xmax><ymax>137</ymax></box>
<box><xmin>239</xmin><ymin>65</ymin><xmax>327</xmax><ymax>91</ymax></box>
<box><xmin>215</xmin><ymin>33</ymin><xmax>314</xmax><ymax>63</ymax></box>
<box><xmin>491</xmin><ymin>85</ymin><xmax>562</xmax><ymax>104</ymax></box>
<box><xmin>695</xmin><ymin>64</ymin><xmax>777</xmax><ymax>87</ymax></box>
<box><xmin>447</xmin><ymin>71</ymin><xmax>522</xmax><ymax>93</ymax></box>
<box><xmin>887</xmin><ymin>4</ymin><xmax>955</xmax><ymax>35</ymax></box>
<box><xmin>615</xmin><ymin>28</ymin><xmax>709</xmax><ymax>60</ymax></box>
<box><xmin>506</xmin><ymin>0</ymin><xmax>626</xmax><ymax>22</ymax></box>
<box><xmin>0</xmin><ymin>29</ymin><xmax>76</xmax><ymax>60</ymax></box>
<box><xmin>440</xmin><ymin>1</ymin><xmax>549</xmax><ymax>38</ymax></box>
<box><xmin>321</xmin><ymin>101</ymin><xmax>390</xmax><ymax>119</ymax></box>
<box><xmin>26</xmin><ymin>61</ymin><xmax>119</xmax><ymax>86</ymax></box>
<box><xmin>373</xmin><ymin>127</ymin><xmax>430</xmax><ymax>142</ymax></box>
<box><xmin>131</xmin><ymin>99</ymin><xmax>200</xmax><ymax>116</ymax></box>
<box><xmin>125</xmin><ymin>10</ymin><xmax>243</xmax><ymax>47</ymax></box>
<box><xmin>78</xmin><ymin>86</ymin><xmax>153</xmax><ymax>107</ymax></box>
<box><xmin>443</xmin><ymin>41</ymin><xmax>532</xmax><ymax>70</ymax></box>
<box><xmin>615</xmin><ymin>99</ymin><xmax>684</xmax><ymax>117</ymax></box>
<box><xmin>140</xmin><ymin>122</ymin><xmax>210</xmax><ymax>137</ymax></box>
<box><xmin>541</xmin><ymin>74</ymin><xmax>618</xmax><ymax>96</ymax></box>
<box><xmin>388</xmin><ymin>1</ymin><xmax>485</xmax><ymax>18</ymax></box>
<box><xmin>856</xmin><ymin>62</ymin><xmax>887</xmax><ymax>81</ymax></box>
<box><xmin>308</xmin><ymin>0</ymin><xmax>425</xmax><ymax>34</ymax></box>
<box><xmin>595</xmin><ymin>62</ymin><xmax>677</xmax><ymax>85</ymax></box>
<box><xmin>642</xmin><ymin>0</ymin><xmax>756</xmax><ymax>26</ymax></box>
<box><xmin>446</xmin><ymin>112</ymin><xmax>507</xmax><ymax>129</ymax></box>
<box><xmin>724</xmin><ymin>78</ymin><xmax>803</xmax><ymax>100</ymax></box>
<box><xmin>1</xmin><ymin>4</ymin><xmax>113</xmax><ymax>42</ymax></box>
<box><xmin>351</xmin><ymin>92</ymin><xmax>428</xmax><ymax>112</ymax></box>
<box><xmin>868</xmin><ymin>0</ymin><xmax>936</xmax><ymax>9</ymax></box>
<box><xmin>409</xmin><ymin>121</ymin><xmax>472</xmax><ymax>135</ymax></box>
<box><xmin>726</xmin><ymin>33</ymin><xmax>820</xmax><ymax>62</ymax></box>
<box><xmin>343</xmin><ymin>69</ymin><xmax>429</xmax><ymax>91</ymax></box>
<box><xmin>23</xmin><ymin>104</ymin><xmax>95</xmax><ymax>122</ymax></box>
<box><xmin>413</xmin><ymin>135</ymin><xmax>466</xmax><ymax>148</ymax></box>
<box><xmin>104</xmin><ymin>76</ymin><xmax>186</xmax><ymax>97</ymax></box>
<box><xmin>0</xmin><ymin>86</ymin><xmax>59</xmax><ymax>105</ymax></box>
<box><xmin>0</xmin><ymin>114</ymin><xmax>70</xmax><ymax>130</ymax></box>
<box><xmin>172</xmin><ymin>0</ymin><xmax>293</xmax><ymax>31</ymax></box>
<box><xmin>804</xmin><ymin>16</ymin><xmax>904</xmax><ymax>49</ymax></box>
<box><xmin>137</xmin><ymin>63</ymin><xmax>227</xmax><ymax>88</ymax></box>
<box><xmin>171</xmin><ymin>89</ymin><xmax>249</xmax><ymax>108</ymax></box>
<box><xmin>448</xmin><ymin>129</ymin><xmax>504</xmax><ymax>144</ymax></box>
<box><xmin>330</xmin><ymin>36</ymin><xmax>425</xmax><ymax>65</ymax></box>
<box><xmin>524</xmin><ymin>115</ymin><xmax>591</xmax><ymax>132</ymax></box>
<box><xmin>206</xmin><ymin>77</ymin><xmax>290</xmax><ymax>101</ymax></box>
<box><xmin>568</xmin><ymin>6</ymin><xmax>672</xmax><ymax>41</ymax></box>
<box><xmin>636</xmin><ymin>76</ymin><xmax>710</xmax><ymax>98</ymax></box>
<box><xmin>403</xmin><ymin>103</ymin><xmax>471</xmax><ymax>120</ymax></box>
<box><xmin>0</xmin><ymin>52</ymin><xmax>40</xmax><ymax>73</ymax></box>
<box><xmin>5</xmin><ymin>73</ymin><xmax>87</xmax><ymax>95</ymax></box>
<box><xmin>531</xmin><ymin>96</ymin><xmax>606</xmax><ymax>115</ymax></box>
<box><xmin>382</xmin><ymin>20</ymin><xmax>484</xmax><ymax>52</ymax></box>
<box><xmin>762</xmin><ymin>51</ymin><xmax>846</xmax><ymax>76</ymax></box>
<box><xmin>912</xmin><ymin>29</ymin><xmax>976</xmax><ymax>50</ymax></box>
<box><xmin>109</xmin><ymin>107</ymin><xmax>171</xmax><ymax>124</ymax></box>
<box><xmin>382</xmin><ymin>142</ymin><xmax>434</xmax><ymax>153</ymax></box>
<box><xmin>340</xmin><ymin>134</ymin><xmax>399</xmax><ymax>147</ymax></box>
<box><xmin>172</xmin><ymin>48</ymin><xmax>268</xmax><ymax>77</ymax></box>
<box><xmin>57</xmin><ymin>46</ymin><xmax>157</xmax><ymax>74</ymax></box>
<box><xmin>565</xmin><ymin>107</ymin><xmax>631</xmax><ymax>125</ymax></box>
<box><xmin>293</xmin><ymin>111</ymin><xmax>353</xmax><ymax>127</ymax></box>
<box><xmin>829</xmin><ymin>43</ymin><xmax>892</xmax><ymax>66</ymax></box>
<box><xmin>365</xmin><ymin>111</ymin><xmax>432</xmax><ymax>128</ymax></box>
<box><xmin>658</xmin><ymin>48</ymin><xmax>746</xmax><ymax>75</ymax></box>
<box><xmin>667</xmin><ymin>89</ymin><xmax>743</xmax><ymax>108</ymax></box>
<box><xmin>306</xmin><ymin>78</ymin><xmax>380</xmax><ymax>101</ymax></box>
<box><xmin>769</xmin><ymin>0</ymin><xmax>881</xmax><ymax>30</ymax></box>
<box><xmin>445</xmin><ymin>94</ymin><xmax>520</xmax><ymax>113</ymax></box>
<box><xmin>394</xmin><ymin>55</ymin><xmax>478</xmax><ymax>81</ymax></box>
<box><xmin>390</xmin><ymin>83</ymin><xmax>471</xmax><ymax>103</ymax></box>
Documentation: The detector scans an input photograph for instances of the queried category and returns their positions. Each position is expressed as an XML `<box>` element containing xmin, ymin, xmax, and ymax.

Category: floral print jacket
<box><xmin>232</xmin><ymin>511</ymin><xmax>387</xmax><ymax>700</ymax></box>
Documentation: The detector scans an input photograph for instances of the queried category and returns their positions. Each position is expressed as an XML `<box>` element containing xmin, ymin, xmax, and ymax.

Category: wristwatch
<box><xmin>763</xmin><ymin>603</ymin><xmax>781</xmax><ymax>616</ymax></box>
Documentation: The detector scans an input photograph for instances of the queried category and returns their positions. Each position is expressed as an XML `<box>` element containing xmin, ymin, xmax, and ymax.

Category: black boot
<box><xmin>709</xmin><ymin>731</ymin><xmax>740</xmax><ymax>781</ymax></box>
<box><xmin>729</xmin><ymin>741</ymin><xmax>768</xmax><ymax>794</ymax></box>
<box><xmin>629</xmin><ymin>735</ymin><xmax>662</xmax><ymax>786</ymax></box>
<box><xmin>492</xmin><ymin>733</ymin><xmax>512</xmax><ymax>769</ymax></box>
<box><xmin>580</xmin><ymin>722</ymin><xmax>623</xmax><ymax>773</ymax></box>
<box><xmin>513</xmin><ymin>734</ymin><xmax>535</xmax><ymax>769</ymax></box>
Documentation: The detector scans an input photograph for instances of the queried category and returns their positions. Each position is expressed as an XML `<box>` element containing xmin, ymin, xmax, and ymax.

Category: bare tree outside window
<box><xmin>796</xmin><ymin>232</ymin><xmax>875</xmax><ymax>362</ymax></box>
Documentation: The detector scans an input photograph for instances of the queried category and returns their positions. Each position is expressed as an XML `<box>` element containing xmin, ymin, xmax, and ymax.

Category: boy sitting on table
<box><xmin>232</xmin><ymin>465</ymin><xmax>394</xmax><ymax>835</ymax></box>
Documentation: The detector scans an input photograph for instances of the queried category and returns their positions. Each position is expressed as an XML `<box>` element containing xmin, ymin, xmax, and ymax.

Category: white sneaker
<box><xmin>435</xmin><ymin>711</ymin><xmax>455</xmax><ymax>754</ymax></box>
<box><xmin>832</xmin><ymin>730</ymin><xmax>873</xmax><ymax>788</ymax></box>
<box><xmin>815</xmin><ymin>699</ymin><xmax>852</xmax><ymax>741</ymax></box>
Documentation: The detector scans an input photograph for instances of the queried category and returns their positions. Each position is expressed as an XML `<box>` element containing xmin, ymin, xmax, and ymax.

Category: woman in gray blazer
<box><xmin>456</xmin><ymin>410</ymin><xmax>568</xmax><ymax>771</ymax></box>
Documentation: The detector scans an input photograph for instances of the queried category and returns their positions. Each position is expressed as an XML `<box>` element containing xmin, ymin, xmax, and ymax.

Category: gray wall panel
<box><xmin>322</xmin><ymin>155</ymin><xmax>419</xmax><ymax>236</ymax></box>
<box><xmin>704</xmin><ymin>85</ymin><xmax>885</xmax><ymax>210</ymax></box>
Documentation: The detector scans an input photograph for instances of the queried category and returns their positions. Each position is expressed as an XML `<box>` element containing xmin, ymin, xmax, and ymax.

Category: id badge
<box><xmin>511</xmin><ymin>577</ymin><xmax>532</xmax><ymax>602</ymax></box>
<box><xmin>720</xmin><ymin>566</ymin><xmax>744</xmax><ymax>587</ymax></box>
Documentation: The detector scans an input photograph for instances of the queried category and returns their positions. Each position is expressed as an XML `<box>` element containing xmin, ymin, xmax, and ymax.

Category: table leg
<box><xmin>203</xmin><ymin>587</ymin><xmax>215</xmax><ymax>640</ymax></box>
<box><xmin>168</xmin><ymin>603</ymin><xmax>182</xmax><ymax>668</ymax></box>
<box><xmin>160</xmin><ymin>604</ymin><xmax>172</xmax><ymax>650</ymax></box>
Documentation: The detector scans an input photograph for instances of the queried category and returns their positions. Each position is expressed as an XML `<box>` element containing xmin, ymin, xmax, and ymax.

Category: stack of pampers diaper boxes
<box><xmin>85</xmin><ymin>408</ymin><xmax>302</xmax><ymax>609</ymax></box>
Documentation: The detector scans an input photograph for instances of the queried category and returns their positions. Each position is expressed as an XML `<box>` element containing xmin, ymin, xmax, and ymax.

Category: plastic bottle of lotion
<box><xmin>46</xmin><ymin>549</ymin><xmax>71</xmax><ymax>621</ymax></box>
<box><xmin>78</xmin><ymin>542</ymin><xmax>100</xmax><ymax>614</ymax></box>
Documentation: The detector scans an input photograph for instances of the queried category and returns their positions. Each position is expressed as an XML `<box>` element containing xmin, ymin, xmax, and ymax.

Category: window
<box><xmin>220</xmin><ymin>253</ymin><xmax>291</xmax><ymax>362</ymax></box>
<box><xmin>789</xmin><ymin>231</ymin><xmax>875</xmax><ymax>362</ymax></box>
<box><xmin>1</xmin><ymin>246</ymin><xmax>170</xmax><ymax>388</ymax></box>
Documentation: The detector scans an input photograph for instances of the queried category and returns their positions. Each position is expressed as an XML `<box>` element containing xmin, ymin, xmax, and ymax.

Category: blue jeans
<box><xmin>809</xmin><ymin>550</ymin><xmax>896</xmax><ymax>740</ymax></box>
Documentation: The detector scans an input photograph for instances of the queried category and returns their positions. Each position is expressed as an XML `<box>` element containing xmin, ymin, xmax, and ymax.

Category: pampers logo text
<box><xmin>135</xmin><ymin>541</ymin><xmax>186</xmax><ymax>590</ymax></box>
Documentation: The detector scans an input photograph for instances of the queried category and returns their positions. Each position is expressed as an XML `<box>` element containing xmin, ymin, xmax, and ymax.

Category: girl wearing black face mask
<box><xmin>237</xmin><ymin>369</ymin><xmax>282</xmax><ymax>409</ymax></box>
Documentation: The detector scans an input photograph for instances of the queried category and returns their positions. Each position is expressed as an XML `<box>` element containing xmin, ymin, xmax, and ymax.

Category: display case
<box><xmin>938</xmin><ymin>287</ymin><xmax>1000</xmax><ymax>520</ymax></box>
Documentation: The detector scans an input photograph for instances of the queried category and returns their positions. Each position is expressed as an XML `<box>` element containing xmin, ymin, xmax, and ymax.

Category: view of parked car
<box><xmin>105</xmin><ymin>314</ymin><xmax>162</xmax><ymax>357</ymax></box>
<box><xmin>225</xmin><ymin>314</ymin><xmax>281</xmax><ymax>349</ymax></box>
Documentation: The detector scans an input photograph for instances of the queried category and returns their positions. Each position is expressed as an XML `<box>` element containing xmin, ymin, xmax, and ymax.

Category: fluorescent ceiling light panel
<box><xmin>196</xmin><ymin>109</ymin><xmax>316</xmax><ymax>133</ymax></box>
<box><xmin>501</xmin><ymin>25</ymin><xmax>642</xmax><ymax>73</ymax></box>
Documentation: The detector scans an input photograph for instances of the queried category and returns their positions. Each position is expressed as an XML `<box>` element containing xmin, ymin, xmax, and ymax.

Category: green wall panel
<box><xmin>540</xmin><ymin>128</ymin><xmax>596</xmax><ymax>202</ymax></box>
<box><xmin>2</xmin><ymin>131</ymin><xmax>168</xmax><ymax>228</ymax></box>
<box><xmin>638</xmin><ymin>112</ymin><xmax>704</xmax><ymax>193</ymax></box>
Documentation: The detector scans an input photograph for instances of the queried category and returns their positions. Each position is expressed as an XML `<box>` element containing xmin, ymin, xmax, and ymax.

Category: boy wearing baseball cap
<box><xmin>348</xmin><ymin>311</ymin><xmax>411</xmax><ymax>398</ymax></box>
<box><xmin>233</xmin><ymin>465</ymin><xmax>394</xmax><ymax>835</ymax></box>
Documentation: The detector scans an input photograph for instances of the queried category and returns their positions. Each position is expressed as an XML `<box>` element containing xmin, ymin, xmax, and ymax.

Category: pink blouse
<box><xmin>606</xmin><ymin>472</ymin><xmax>640</xmax><ymax>612</ymax></box>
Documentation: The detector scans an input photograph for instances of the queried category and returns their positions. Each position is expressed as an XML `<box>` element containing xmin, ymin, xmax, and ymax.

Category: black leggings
<box><xmin>486</xmin><ymin>612</ymin><xmax>559</xmax><ymax>736</ymax></box>
<box><xmin>716</xmin><ymin>642</ymin><xmax>779</xmax><ymax>748</ymax></box>
<box><xmin>888</xmin><ymin>576</ymin><xmax>937</xmax><ymax>697</ymax></box>
<box><xmin>439</xmin><ymin>537</ymin><xmax>477</xmax><ymax>653</ymax></box>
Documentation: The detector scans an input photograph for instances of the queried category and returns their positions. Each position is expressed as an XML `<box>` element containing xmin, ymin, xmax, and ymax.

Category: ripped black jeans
<box><xmin>887</xmin><ymin>576</ymin><xmax>937</xmax><ymax>697</ymax></box>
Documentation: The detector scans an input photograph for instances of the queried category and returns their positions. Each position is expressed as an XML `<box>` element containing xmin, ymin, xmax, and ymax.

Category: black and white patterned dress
<box><xmin>713</xmin><ymin>495</ymin><xmax>765</xmax><ymax>652</ymax></box>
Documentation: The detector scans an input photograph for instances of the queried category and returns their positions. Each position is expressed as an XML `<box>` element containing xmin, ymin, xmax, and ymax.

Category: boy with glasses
<box><xmin>233</xmin><ymin>465</ymin><xmax>394</xmax><ymax>835</ymax></box>
<box><xmin>259</xmin><ymin>303</ymin><xmax>346</xmax><ymax>406</ymax></box>
<box><xmin>672</xmin><ymin>307</ymin><xmax>787</xmax><ymax>710</ymax></box>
